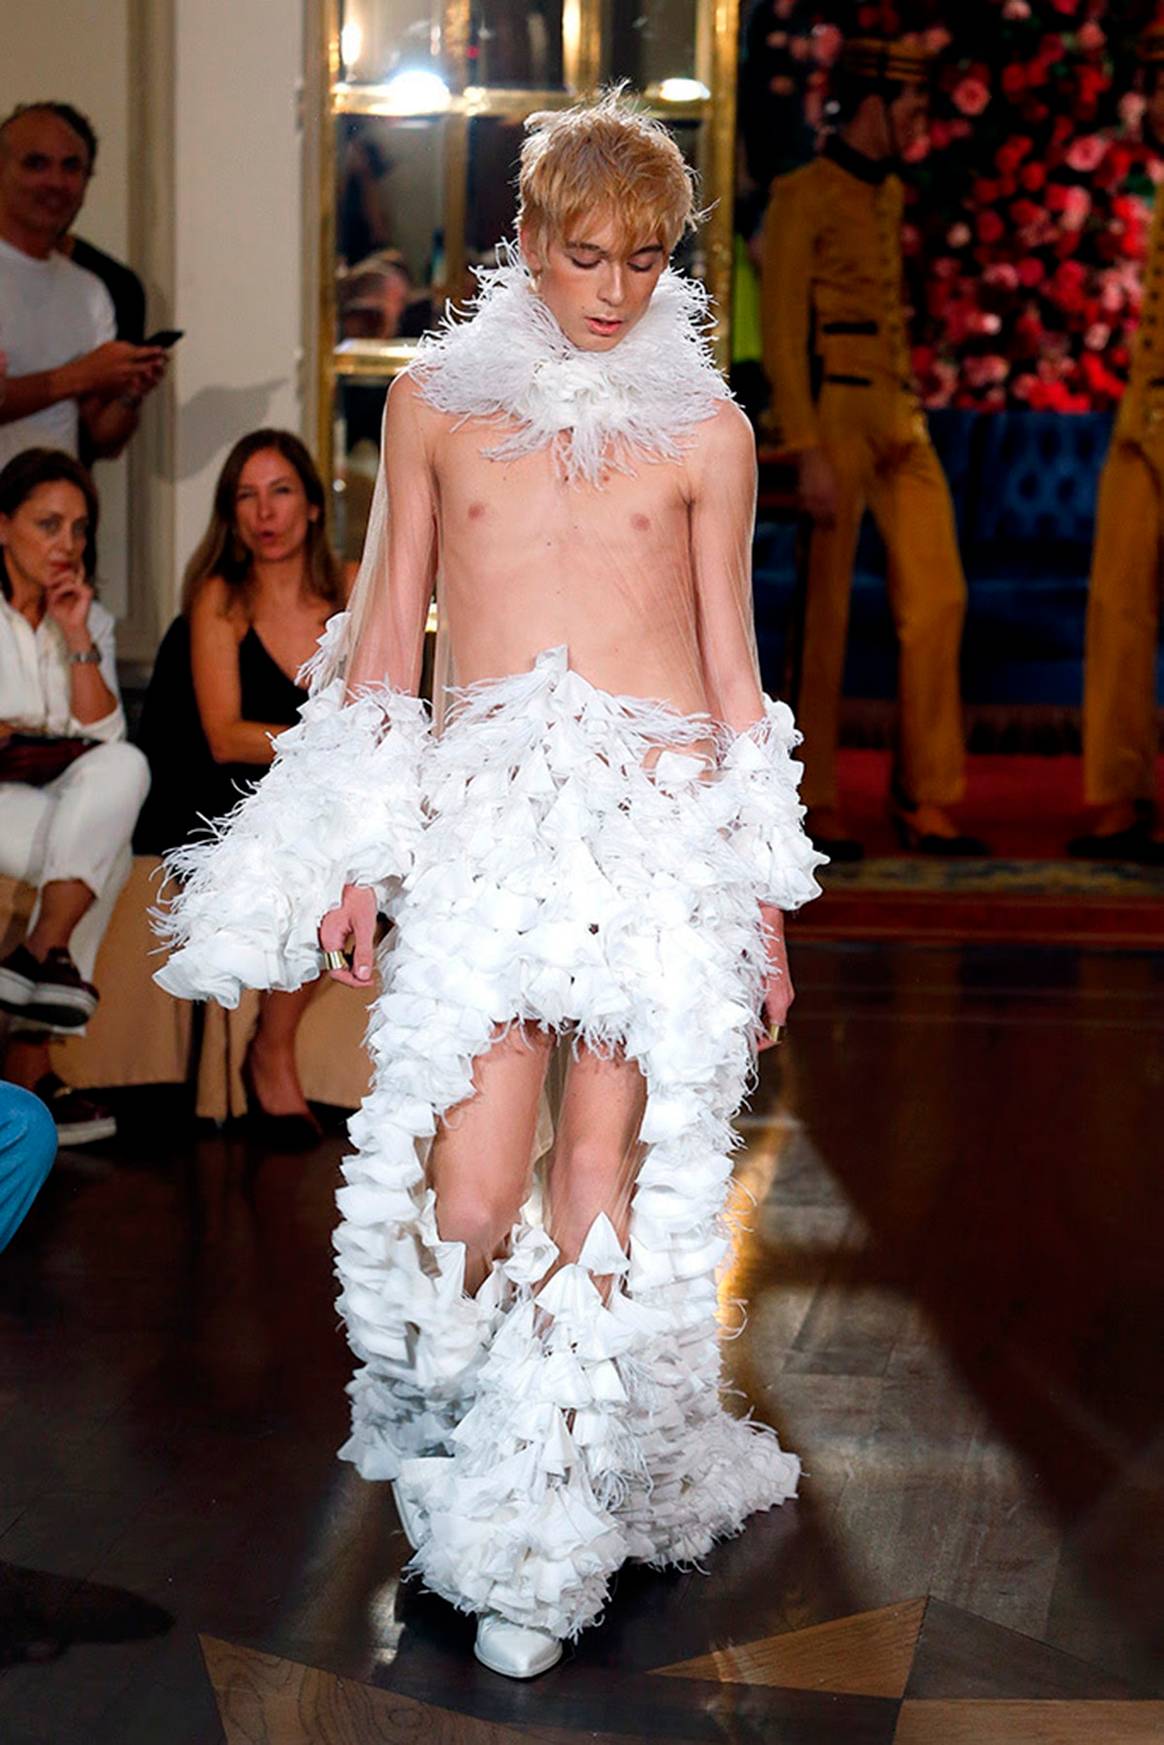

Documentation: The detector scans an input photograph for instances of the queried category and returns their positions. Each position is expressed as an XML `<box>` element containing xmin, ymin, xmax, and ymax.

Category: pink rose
<box><xmin>953</xmin><ymin>76</ymin><xmax>990</xmax><ymax>117</ymax></box>
<box><xmin>1084</xmin><ymin>323</ymin><xmax>1111</xmax><ymax>350</ymax></box>
<box><xmin>1077</xmin><ymin>22</ymin><xmax>1104</xmax><ymax>51</ymax></box>
<box><xmin>1119</xmin><ymin>92</ymin><xmax>1146</xmax><ymax>131</ymax></box>
<box><xmin>1065</xmin><ymin>134</ymin><xmax>1109</xmax><ymax>173</ymax></box>
<box><xmin>983</xmin><ymin>262</ymin><xmax>1019</xmax><ymax>290</ymax></box>
<box><xmin>1003</xmin><ymin>0</ymin><xmax>1031</xmax><ymax>14</ymax></box>
<box><xmin>947</xmin><ymin>222</ymin><xmax>972</xmax><ymax>248</ymax></box>
<box><xmin>1099</xmin><ymin>274</ymin><xmax>1125</xmax><ymax>314</ymax></box>
<box><xmin>1061</xmin><ymin>186</ymin><xmax>1092</xmax><ymax>230</ymax></box>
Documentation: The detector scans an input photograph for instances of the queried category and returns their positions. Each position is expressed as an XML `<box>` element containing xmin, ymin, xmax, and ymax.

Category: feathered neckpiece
<box><xmin>408</xmin><ymin>249</ymin><xmax>731</xmax><ymax>486</ymax></box>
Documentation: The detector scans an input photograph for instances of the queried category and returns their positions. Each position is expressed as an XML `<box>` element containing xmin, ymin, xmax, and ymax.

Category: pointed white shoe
<box><xmin>474</xmin><ymin>1613</ymin><xmax>563</xmax><ymax>1679</ymax></box>
<box><xmin>391</xmin><ymin>1479</ymin><xmax>421</xmax><ymax>1550</ymax></box>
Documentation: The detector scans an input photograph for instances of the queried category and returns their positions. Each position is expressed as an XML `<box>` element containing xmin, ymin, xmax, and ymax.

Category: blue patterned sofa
<box><xmin>753</xmin><ymin>410</ymin><xmax>1162</xmax><ymax>716</ymax></box>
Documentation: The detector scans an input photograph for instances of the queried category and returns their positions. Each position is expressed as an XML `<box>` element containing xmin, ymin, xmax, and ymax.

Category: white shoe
<box><xmin>391</xmin><ymin>1479</ymin><xmax>421</xmax><ymax>1550</ymax></box>
<box><xmin>474</xmin><ymin>1613</ymin><xmax>562</xmax><ymax>1679</ymax></box>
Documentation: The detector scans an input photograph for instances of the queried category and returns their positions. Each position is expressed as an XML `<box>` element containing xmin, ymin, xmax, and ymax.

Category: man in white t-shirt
<box><xmin>0</xmin><ymin>104</ymin><xmax>165</xmax><ymax>469</ymax></box>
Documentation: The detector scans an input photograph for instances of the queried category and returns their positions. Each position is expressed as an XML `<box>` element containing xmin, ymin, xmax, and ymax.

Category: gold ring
<box><xmin>323</xmin><ymin>948</ymin><xmax>350</xmax><ymax>972</ymax></box>
<box><xmin>768</xmin><ymin>1022</ymin><xmax>787</xmax><ymax>1045</ymax></box>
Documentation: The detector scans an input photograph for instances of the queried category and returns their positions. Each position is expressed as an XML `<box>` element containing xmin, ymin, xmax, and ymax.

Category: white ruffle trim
<box><xmin>152</xmin><ymin>679</ymin><xmax>429</xmax><ymax>1006</ymax></box>
<box><xmin>410</xmin><ymin>245</ymin><xmax>731</xmax><ymax>487</ymax></box>
<box><xmin>721</xmin><ymin>696</ymin><xmax>828</xmax><ymax>910</ymax></box>
<box><xmin>330</xmin><ymin>648</ymin><xmax>804</xmax><ymax>1640</ymax></box>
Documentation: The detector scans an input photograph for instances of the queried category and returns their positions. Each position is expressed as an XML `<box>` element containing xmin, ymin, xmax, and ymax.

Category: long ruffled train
<box><xmin>332</xmin><ymin>650</ymin><xmax>807</xmax><ymax>1639</ymax></box>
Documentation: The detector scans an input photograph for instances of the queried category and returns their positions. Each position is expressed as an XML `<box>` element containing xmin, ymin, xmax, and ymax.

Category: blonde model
<box><xmin>157</xmin><ymin>93</ymin><xmax>823</xmax><ymax>1679</ymax></box>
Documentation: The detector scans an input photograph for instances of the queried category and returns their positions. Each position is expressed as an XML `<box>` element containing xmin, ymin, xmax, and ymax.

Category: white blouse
<box><xmin>0</xmin><ymin>592</ymin><xmax>125</xmax><ymax>744</ymax></box>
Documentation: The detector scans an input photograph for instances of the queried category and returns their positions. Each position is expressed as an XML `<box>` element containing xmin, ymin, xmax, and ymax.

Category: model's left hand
<box><xmin>758</xmin><ymin>900</ymin><xmax>794</xmax><ymax>1051</ymax></box>
<box><xmin>44</xmin><ymin>566</ymin><xmax>95</xmax><ymax>646</ymax></box>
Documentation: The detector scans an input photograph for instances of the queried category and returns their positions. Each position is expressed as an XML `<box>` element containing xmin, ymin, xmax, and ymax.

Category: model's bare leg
<box><xmin>545</xmin><ymin>1041</ymin><xmax>646</xmax><ymax>1285</ymax></box>
<box><xmin>429</xmin><ymin>1021</ymin><xmax>554</xmax><ymax>1295</ymax></box>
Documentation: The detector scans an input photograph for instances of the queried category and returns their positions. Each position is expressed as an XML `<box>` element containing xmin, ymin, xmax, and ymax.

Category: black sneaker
<box><xmin>34</xmin><ymin>1074</ymin><xmax>117</xmax><ymax>1147</ymax></box>
<box><xmin>25</xmin><ymin>950</ymin><xmax>99</xmax><ymax>1030</ymax></box>
<box><xmin>0</xmin><ymin>945</ymin><xmax>40</xmax><ymax>1016</ymax></box>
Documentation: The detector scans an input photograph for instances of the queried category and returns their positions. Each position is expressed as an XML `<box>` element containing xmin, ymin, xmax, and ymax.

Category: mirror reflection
<box><xmin>604</xmin><ymin>0</ymin><xmax>703</xmax><ymax>93</ymax></box>
<box><xmin>336</xmin><ymin>115</ymin><xmax>443</xmax><ymax>339</ymax></box>
<box><xmin>333</xmin><ymin>376</ymin><xmax>390</xmax><ymax>563</ymax></box>
<box><xmin>471</xmin><ymin>2</ymin><xmax>565</xmax><ymax>88</ymax></box>
<box><xmin>338</xmin><ymin>0</ymin><xmax>444</xmax><ymax>86</ymax></box>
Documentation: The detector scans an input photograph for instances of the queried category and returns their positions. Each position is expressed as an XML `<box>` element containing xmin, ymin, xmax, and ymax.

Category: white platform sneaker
<box><xmin>474</xmin><ymin>1613</ymin><xmax>563</xmax><ymax>1679</ymax></box>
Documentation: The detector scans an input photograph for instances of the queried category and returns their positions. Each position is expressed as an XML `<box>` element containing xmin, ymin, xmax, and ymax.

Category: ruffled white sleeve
<box><xmin>153</xmin><ymin>672</ymin><xmax>430</xmax><ymax>1007</ymax></box>
<box><xmin>719</xmin><ymin>695</ymin><xmax>827</xmax><ymax>911</ymax></box>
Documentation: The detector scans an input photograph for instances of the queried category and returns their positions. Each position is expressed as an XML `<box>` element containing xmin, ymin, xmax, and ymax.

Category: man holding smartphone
<box><xmin>0</xmin><ymin>102</ymin><xmax>166</xmax><ymax>467</ymax></box>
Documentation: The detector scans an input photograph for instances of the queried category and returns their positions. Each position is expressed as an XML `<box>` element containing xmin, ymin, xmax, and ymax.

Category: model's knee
<box><xmin>434</xmin><ymin>1181</ymin><xmax>516</xmax><ymax>1256</ymax></box>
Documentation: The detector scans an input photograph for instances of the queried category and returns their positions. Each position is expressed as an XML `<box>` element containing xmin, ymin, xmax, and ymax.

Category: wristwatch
<box><xmin>68</xmin><ymin>647</ymin><xmax>102</xmax><ymax>665</ymax></box>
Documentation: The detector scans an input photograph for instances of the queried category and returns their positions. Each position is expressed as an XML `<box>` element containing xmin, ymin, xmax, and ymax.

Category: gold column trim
<box><xmin>706</xmin><ymin>0</ymin><xmax>741</xmax><ymax>371</ymax></box>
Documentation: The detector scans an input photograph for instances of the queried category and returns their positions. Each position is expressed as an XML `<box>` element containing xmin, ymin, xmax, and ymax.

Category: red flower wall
<box><xmin>740</xmin><ymin>0</ymin><xmax>1164</xmax><ymax>409</ymax></box>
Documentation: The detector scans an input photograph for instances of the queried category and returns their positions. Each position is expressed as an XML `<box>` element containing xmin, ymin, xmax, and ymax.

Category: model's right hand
<box><xmin>319</xmin><ymin>883</ymin><xmax>378</xmax><ymax>986</ymax></box>
<box><xmin>798</xmin><ymin>448</ymin><xmax>838</xmax><ymax>527</ymax></box>
<box><xmin>71</xmin><ymin>340</ymin><xmax>166</xmax><ymax>399</ymax></box>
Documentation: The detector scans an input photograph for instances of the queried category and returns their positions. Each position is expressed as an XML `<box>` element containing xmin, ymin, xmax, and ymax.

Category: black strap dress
<box><xmin>134</xmin><ymin>616</ymin><xmax>311</xmax><ymax>856</ymax></box>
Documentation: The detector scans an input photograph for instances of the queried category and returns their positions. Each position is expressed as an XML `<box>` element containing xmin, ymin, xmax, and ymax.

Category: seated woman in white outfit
<box><xmin>0</xmin><ymin>448</ymin><xmax>149</xmax><ymax>1144</ymax></box>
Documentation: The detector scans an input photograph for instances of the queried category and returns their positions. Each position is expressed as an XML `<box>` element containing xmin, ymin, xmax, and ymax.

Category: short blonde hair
<box><xmin>518</xmin><ymin>88</ymin><xmax>697</xmax><ymax>256</ymax></box>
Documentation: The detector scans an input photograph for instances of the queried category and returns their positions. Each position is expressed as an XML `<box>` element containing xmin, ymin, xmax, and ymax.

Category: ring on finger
<box><xmin>768</xmin><ymin>1022</ymin><xmax>787</xmax><ymax>1045</ymax></box>
<box><xmin>323</xmin><ymin>948</ymin><xmax>350</xmax><ymax>972</ymax></box>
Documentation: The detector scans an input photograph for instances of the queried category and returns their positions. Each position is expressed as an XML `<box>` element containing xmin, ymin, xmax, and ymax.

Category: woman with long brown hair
<box><xmin>136</xmin><ymin>429</ymin><xmax>345</xmax><ymax>1147</ymax></box>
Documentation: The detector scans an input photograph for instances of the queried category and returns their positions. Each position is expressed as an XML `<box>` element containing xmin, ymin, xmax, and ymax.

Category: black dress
<box><xmin>134</xmin><ymin>616</ymin><xmax>310</xmax><ymax>856</ymax></box>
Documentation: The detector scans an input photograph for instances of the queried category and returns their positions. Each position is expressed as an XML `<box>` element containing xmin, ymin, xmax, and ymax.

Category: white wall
<box><xmin>1</xmin><ymin>0</ymin><xmax>311</xmax><ymax>649</ymax></box>
<box><xmin>0</xmin><ymin>0</ymin><xmax>134</xmax><ymax>620</ymax></box>
<box><xmin>170</xmin><ymin>0</ymin><xmax>307</xmax><ymax>621</ymax></box>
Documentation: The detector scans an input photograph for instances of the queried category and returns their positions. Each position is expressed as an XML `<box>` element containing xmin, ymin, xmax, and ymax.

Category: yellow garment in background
<box><xmin>1083</xmin><ymin>197</ymin><xmax>1164</xmax><ymax>807</ymax></box>
<box><xmin>762</xmin><ymin>145</ymin><xmax>967</xmax><ymax>809</ymax></box>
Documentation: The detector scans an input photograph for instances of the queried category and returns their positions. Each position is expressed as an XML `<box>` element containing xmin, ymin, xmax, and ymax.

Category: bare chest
<box><xmin>434</xmin><ymin>423</ymin><xmax>691</xmax><ymax>559</ymax></box>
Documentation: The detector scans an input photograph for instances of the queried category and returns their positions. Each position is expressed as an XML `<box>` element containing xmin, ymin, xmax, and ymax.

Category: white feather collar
<box><xmin>408</xmin><ymin>247</ymin><xmax>731</xmax><ymax>486</ymax></box>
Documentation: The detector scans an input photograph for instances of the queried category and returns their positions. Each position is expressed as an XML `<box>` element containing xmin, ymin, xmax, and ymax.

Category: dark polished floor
<box><xmin>2</xmin><ymin>939</ymin><xmax>1162</xmax><ymax>1744</ymax></box>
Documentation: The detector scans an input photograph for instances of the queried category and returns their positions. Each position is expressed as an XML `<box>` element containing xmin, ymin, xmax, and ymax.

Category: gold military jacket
<box><xmin>1117</xmin><ymin>191</ymin><xmax>1164</xmax><ymax>443</ymax></box>
<box><xmin>761</xmin><ymin>139</ymin><xmax>914</xmax><ymax>453</ymax></box>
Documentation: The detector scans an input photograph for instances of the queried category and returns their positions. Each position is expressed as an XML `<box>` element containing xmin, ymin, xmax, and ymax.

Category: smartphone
<box><xmin>144</xmin><ymin>328</ymin><xmax>184</xmax><ymax>348</ymax></box>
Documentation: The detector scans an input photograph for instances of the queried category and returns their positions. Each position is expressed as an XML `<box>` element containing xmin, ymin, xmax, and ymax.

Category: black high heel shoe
<box><xmin>240</xmin><ymin>1046</ymin><xmax>323</xmax><ymax>1153</ymax></box>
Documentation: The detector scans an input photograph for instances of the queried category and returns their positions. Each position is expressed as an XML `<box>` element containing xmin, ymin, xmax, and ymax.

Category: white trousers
<box><xmin>0</xmin><ymin>740</ymin><xmax>149</xmax><ymax>980</ymax></box>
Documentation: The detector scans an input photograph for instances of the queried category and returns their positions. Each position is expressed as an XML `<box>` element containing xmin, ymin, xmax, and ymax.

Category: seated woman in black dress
<box><xmin>136</xmin><ymin>429</ymin><xmax>345</xmax><ymax>1144</ymax></box>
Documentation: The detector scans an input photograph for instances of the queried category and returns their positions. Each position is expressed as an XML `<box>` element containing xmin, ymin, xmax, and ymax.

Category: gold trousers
<box><xmin>1082</xmin><ymin>436</ymin><xmax>1162</xmax><ymax>806</ymax></box>
<box><xmin>796</xmin><ymin>384</ymin><xmax>968</xmax><ymax>810</ymax></box>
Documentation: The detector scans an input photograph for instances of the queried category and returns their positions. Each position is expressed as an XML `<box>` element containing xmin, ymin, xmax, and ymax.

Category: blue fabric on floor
<box><xmin>0</xmin><ymin>1082</ymin><xmax>57</xmax><ymax>1252</ymax></box>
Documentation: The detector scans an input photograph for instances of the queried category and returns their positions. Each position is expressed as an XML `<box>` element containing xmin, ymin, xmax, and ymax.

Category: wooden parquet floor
<box><xmin>1</xmin><ymin>940</ymin><xmax>1161</xmax><ymax>1743</ymax></box>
